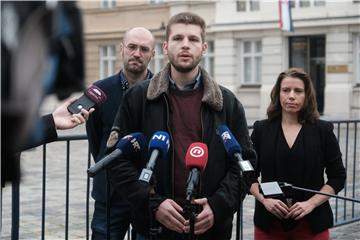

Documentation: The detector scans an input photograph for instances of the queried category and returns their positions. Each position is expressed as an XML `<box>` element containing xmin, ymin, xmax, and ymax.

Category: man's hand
<box><xmin>184</xmin><ymin>198</ymin><xmax>214</xmax><ymax>235</ymax></box>
<box><xmin>53</xmin><ymin>96</ymin><xmax>94</xmax><ymax>130</ymax></box>
<box><xmin>262</xmin><ymin>198</ymin><xmax>289</xmax><ymax>219</ymax></box>
<box><xmin>155</xmin><ymin>199</ymin><xmax>186</xmax><ymax>233</ymax></box>
<box><xmin>287</xmin><ymin>200</ymin><xmax>316</xmax><ymax>220</ymax></box>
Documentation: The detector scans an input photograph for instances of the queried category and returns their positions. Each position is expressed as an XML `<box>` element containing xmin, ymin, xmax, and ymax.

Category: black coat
<box><xmin>250</xmin><ymin>118</ymin><xmax>346</xmax><ymax>234</ymax></box>
<box><xmin>2</xmin><ymin>114</ymin><xmax>57</xmax><ymax>186</ymax></box>
<box><xmin>86</xmin><ymin>71</ymin><xmax>152</xmax><ymax>202</ymax></box>
<box><xmin>110</xmin><ymin>64</ymin><xmax>257</xmax><ymax>239</ymax></box>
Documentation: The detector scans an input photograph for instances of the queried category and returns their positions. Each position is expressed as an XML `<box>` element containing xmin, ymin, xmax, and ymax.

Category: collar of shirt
<box><xmin>119</xmin><ymin>71</ymin><xmax>129</xmax><ymax>90</ymax></box>
<box><xmin>119</xmin><ymin>70</ymin><xmax>152</xmax><ymax>90</ymax></box>
<box><xmin>169</xmin><ymin>70</ymin><xmax>202</xmax><ymax>91</ymax></box>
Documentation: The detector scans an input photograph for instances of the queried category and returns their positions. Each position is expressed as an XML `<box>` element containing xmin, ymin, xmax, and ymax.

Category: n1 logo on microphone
<box><xmin>152</xmin><ymin>133</ymin><xmax>170</xmax><ymax>150</ymax></box>
<box><xmin>189</xmin><ymin>146</ymin><xmax>205</xmax><ymax>158</ymax></box>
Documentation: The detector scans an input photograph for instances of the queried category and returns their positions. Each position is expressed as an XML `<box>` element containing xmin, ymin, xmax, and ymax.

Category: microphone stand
<box><xmin>236</xmin><ymin>170</ymin><xmax>243</xmax><ymax>240</ymax></box>
<box><xmin>87</xmin><ymin>164</ymin><xmax>113</xmax><ymax>240</ymax></box>
<box><xmin>235</xmin><ymin>156</ymin><xmax>254</xmax><ymax>240</ymax></box>
<box><xmin>148</xmin><ymin>177</ymin><xmax>162</xmax><ymax>240</ymax></box>
<box><xmin>105</xmin><ymin>169</ymin><xmax>111</xmax><ymax>240</ymax></box>
<box><xmin>184</xmin><ymin>195</ymin><xmax>198</xmax><ymax>240</ymax></box>
<box><xmin>280</xmin><ymin>182</ymin><xmax>360</xmax><ymax>203</ymax></box>
<box><xmin>184</xmin><ymin>168</ymin><xmax>202</xmax><ymax>240</ymax></box>
<box><xmin>260</xmin><ymin>182</ymin><xmax>360</xmax><ymax>203</ymax></box>
<box><xmin>139</xmin><ymin>169</ymin><xmax>161</xmax><ymax>239</ymax></box>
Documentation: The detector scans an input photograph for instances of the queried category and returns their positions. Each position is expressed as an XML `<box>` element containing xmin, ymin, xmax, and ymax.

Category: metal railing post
<box><xmin>11</xmin><ymin>181</ymin><xmax>19</xmax><ymax>240</ymax></box>
<box><xmin>41</xmin><ymin>145</ymin><xmax>47</xmax><ymax>240</ymax></box>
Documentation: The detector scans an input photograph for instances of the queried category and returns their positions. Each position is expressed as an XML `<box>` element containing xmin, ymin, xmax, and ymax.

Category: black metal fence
<box><xmin>1</xmin><ymin>120</ymin><xmax>359</xmax><ymax>239</ymax></box>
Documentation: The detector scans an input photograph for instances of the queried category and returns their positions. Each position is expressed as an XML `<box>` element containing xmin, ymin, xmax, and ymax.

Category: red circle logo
<box><xmin>190</xmin><ymin>146</ymin><xmax>204</xmax><ymax>157</ymax></box>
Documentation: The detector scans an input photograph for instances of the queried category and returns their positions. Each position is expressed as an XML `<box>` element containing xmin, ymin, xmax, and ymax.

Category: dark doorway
<box><xmin>289</xmin><ymin>36</ymin><xmax>325</xmax><ymax>114</ymax></box>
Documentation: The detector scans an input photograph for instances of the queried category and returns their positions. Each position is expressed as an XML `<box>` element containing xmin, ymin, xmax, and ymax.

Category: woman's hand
<box><xmin>287</xmin><ymin>200</ymin><xmax>316</xmax><ymax>220</ymax></box>
<box><xmin>262</xmin><ymin>198</ymin><xmax>289</xmax><ymax>219</ymax></box>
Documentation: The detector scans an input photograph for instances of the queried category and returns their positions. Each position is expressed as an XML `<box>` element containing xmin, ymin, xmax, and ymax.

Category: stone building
<box><xmin>78</xmin><ymin>0</ymin><xmax>360</xmax><ymax>120</ymax></box>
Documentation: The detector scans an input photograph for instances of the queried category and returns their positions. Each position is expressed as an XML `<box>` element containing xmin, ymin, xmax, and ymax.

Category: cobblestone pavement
<box><xmin>1</xmin><ymin>102</ymin><xmax>359</xmax><ymax>239</ymax></box>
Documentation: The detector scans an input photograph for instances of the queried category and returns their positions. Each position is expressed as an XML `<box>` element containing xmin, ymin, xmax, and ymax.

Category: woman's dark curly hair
<box><xmin>267</xmin><ymin>68</ymin><xmax>320</xmax><ymax>123</ymax></box>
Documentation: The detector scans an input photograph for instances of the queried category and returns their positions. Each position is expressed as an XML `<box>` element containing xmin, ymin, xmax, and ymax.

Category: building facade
<box><xmin>78</xmin><ymin>0</ymin><xmax>360</xmax><ymax>121</ymax></box>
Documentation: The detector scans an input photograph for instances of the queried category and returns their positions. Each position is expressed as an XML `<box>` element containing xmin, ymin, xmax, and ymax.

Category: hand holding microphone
<box><xmin>183</xmin><ymin>143</ymin><xmax>214</xmax><ymax>236</ymax></box>
<box><xmin>52</xmin><ymin>96</ymin><xmax>94</xmax><ymax>129</ymax></box>
<box><xmin>156</xmin><ymin>142</ymin><xmax>211</xmax><ymax>235</ymax></box>
<box><xmin>87</xmin><ymin>132</ymin><xmax>146</xmax><ymax>177</ymax></box>
<box><xmin>53</xmin><ymin>85</ymin><xmax>107</xmax><ymax>130</ymax></box>
<box><xmin>217</xmin><ymin>124</ymin><xmax>254</xmax><ymax>173</ymax></box>
<box><xmin>67</xmin><ymin>85</ymin><xmax>107</xmax><ymax>114</ymax></box>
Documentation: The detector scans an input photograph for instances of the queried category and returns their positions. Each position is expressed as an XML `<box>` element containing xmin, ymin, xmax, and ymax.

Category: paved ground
<box><xmin>1</xmin><ymin>98</ymin><xmax>359</xmax><ymax>239</ymax></box>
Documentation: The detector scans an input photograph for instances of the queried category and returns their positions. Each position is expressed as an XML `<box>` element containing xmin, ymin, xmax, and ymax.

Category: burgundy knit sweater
<box><xmin>168</xmin><ymin>86</ymin><xmax>203</xmax><ymax>205</ymax></box>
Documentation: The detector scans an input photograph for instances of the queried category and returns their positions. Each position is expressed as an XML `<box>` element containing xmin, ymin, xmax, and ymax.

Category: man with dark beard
<box><xmin>109</xmin><ymin>13</ymin><xmax>256</xmax><ymax>240</ymax></box>
<box><xmin>86</xmin><ymin>27</ymin><xmax>155</xmax><ymax>239</ymax></box>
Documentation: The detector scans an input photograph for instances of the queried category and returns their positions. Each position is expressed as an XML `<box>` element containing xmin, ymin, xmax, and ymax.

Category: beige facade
<box><xmin>78</xmin><ymin>1</ymin><xmax>214</xmax><ymax>83</ymax></box>
<box><xmin>78</xmin><ymin>0</ymin><xmax>360</xmax><ymax>120</ymax></box>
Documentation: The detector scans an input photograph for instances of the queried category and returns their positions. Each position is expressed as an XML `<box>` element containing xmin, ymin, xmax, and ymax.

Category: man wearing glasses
<box><xmin>86</xmin><ymin>27</ymin><xmax>155</xmax><ymax>239</ymax></box>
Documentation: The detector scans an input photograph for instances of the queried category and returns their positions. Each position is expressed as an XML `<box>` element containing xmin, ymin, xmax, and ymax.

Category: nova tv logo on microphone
<box><xmin>190</xmin><ymin>146</ymin><xmax>205</xmax><ymax>157</ymax></box>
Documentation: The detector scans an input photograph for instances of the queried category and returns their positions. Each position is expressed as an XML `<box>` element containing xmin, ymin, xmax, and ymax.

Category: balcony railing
<box><xmin>1</xmin><ymin>120</ymin><xmax>359</xmax><ymax>239</ymax></box>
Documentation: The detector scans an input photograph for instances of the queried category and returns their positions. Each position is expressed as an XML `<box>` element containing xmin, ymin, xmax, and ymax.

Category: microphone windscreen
<box><xmin>85</xmin><ymin>85</ymin><xmax>107</xmax><ymax>105</ymax></box>
<box><xmin>117</xmin><ymin>132</ymin><xmax>147</xmax><ymax>158</ymax></box>
<box><xmin>185</xmin><ymin>142</ymin><xmax>208</xmax><ymax>171</ymax></box>
<box><xmin>217</xmin><ymin>124</ymin><xmax>241</xmax><ymax>156</ymax></box>
<box><xmin>148</xmin><ymin>131</ymin><xmax>170</xmax><ymax>157</ymax></box>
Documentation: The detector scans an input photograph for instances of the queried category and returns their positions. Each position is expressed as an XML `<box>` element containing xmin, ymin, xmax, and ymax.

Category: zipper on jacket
<box><xmin>163</xmin><ymin>94</ymin><xmax>175</xmax><ymax>199</ymax></box>
<box><xmin>199</xmin><ymin>105</ymin><xmax>204</xmax><ymax>198</ymax></box>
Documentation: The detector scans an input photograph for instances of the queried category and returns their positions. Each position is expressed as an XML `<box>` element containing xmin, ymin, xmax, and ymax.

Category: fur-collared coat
<box><xmin>110</xmin><ymin>63</ymin><xmax>256</xmax><ymax>239</ymax></box>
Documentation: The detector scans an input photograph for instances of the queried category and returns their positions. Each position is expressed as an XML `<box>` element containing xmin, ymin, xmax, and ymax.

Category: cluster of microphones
<box><xmin>72</xmin><ymin>85</ymin><xmax>340</xmax><ymax>203</ymax></box>
<box><xmin>87</xmin><ymin>125</ymin><xmax>254</xmax><ymax>201</ymax></box>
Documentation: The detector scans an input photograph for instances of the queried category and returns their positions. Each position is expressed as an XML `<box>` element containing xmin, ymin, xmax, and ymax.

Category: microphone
<box><xmin>259</xmin><ymin>182</ymin><xmax>286</xmax><ymax>198</ymax></box>
<box><xmin>217</xmin><ymin>124</ymin><xmax>254</xmax><ymax>172</ymax></box>
<box><xmin>139</xmin><ymin>131</ymin><xmax>170</xmax><ymax>183</ymax></box>
<box><xmin>67</xmin><ymin>85</ymin><xmax>107</xmax><ymax>114</ymax></box>
<box><xmin>259</xmin><ymin>181</ymin><xmax>360</xmax><ymax>203</ymax></box>
<box><xmin>87</xmin><ymin>132</ymin><xmax>146</xmax><ymax>177</ymax></box>
<box><xmin>185</xmin><ymin>142</ymin><xmax>208</xmax><ymax>201</ymax></box>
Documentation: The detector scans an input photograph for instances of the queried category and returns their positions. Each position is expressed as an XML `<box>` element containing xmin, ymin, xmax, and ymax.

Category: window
<box><xmin>239</xmin><ymin>40</ymin><xmax>262</xmax><ymax>85</ymax></box>
<box><xmin>149</xmin><ymin>42</ymin><xmax>165</xmax><ymax>73</ymax></box>
<box><xmin>236</xmin><ymin>1</ymin><xmax>246</xmax><ymax>11</ymax></box>
<box><xmin>290</xmin><ymin>0</ymin><xmax>296</xmax><ymax>8</ymax></box>
<box><xmin>314</xmin><ymin>0</ymin><xmax>325</xmax><ymax>6</ymax></box>
<box><xmin>356</xmin><ymin>34</ymin><xmax>360</xmax><ymax>85</ymax></box>
<box><xmin>148</xmin><ymin>0</ymin><xmax>163</xmax><ymax>3</ymax></box>
<box><xmin>101</xmin><ymin>0</ymin><xmax>116</xmax><ymax>8</ymax></box>
<box><xmin>250</xmin><ymin>0</ymin><xmax>260</xmax><ymax>11</ymax></box>
<box><xmin>99</xmin><ymin>45</ymin><xmax>116</xmax><ymax>79</ymax></box>
<box><xmin>236</xmin><ymin>0</ymin><xmax>260</xmax><ymax>12</ymax></box>
<box><xmin>299</xmin><ymin>0</ymin><xmax>310</xmax><ymax>7</ymax></box>
<box><xmin>289</xmin><ymin>0</ymin><xmax>326</xmax><ymax>8</ymax></box>
<box><xmin>201</xmin><ymin>41</ymin><xmax>215</xmax><ymax>77</ymax></box>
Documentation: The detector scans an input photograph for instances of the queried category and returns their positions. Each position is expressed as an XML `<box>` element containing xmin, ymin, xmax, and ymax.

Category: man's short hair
<box><xmin>166</xmin><ymin>12</ymin><xmax>206</xmax><ymax>42</ymax></box>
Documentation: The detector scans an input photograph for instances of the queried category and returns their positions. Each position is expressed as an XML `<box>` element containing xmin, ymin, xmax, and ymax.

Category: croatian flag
<box><xmin>279</xmin><ymin>0</ymin><xmax>294</xmax><ymax>32</ymax></box>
